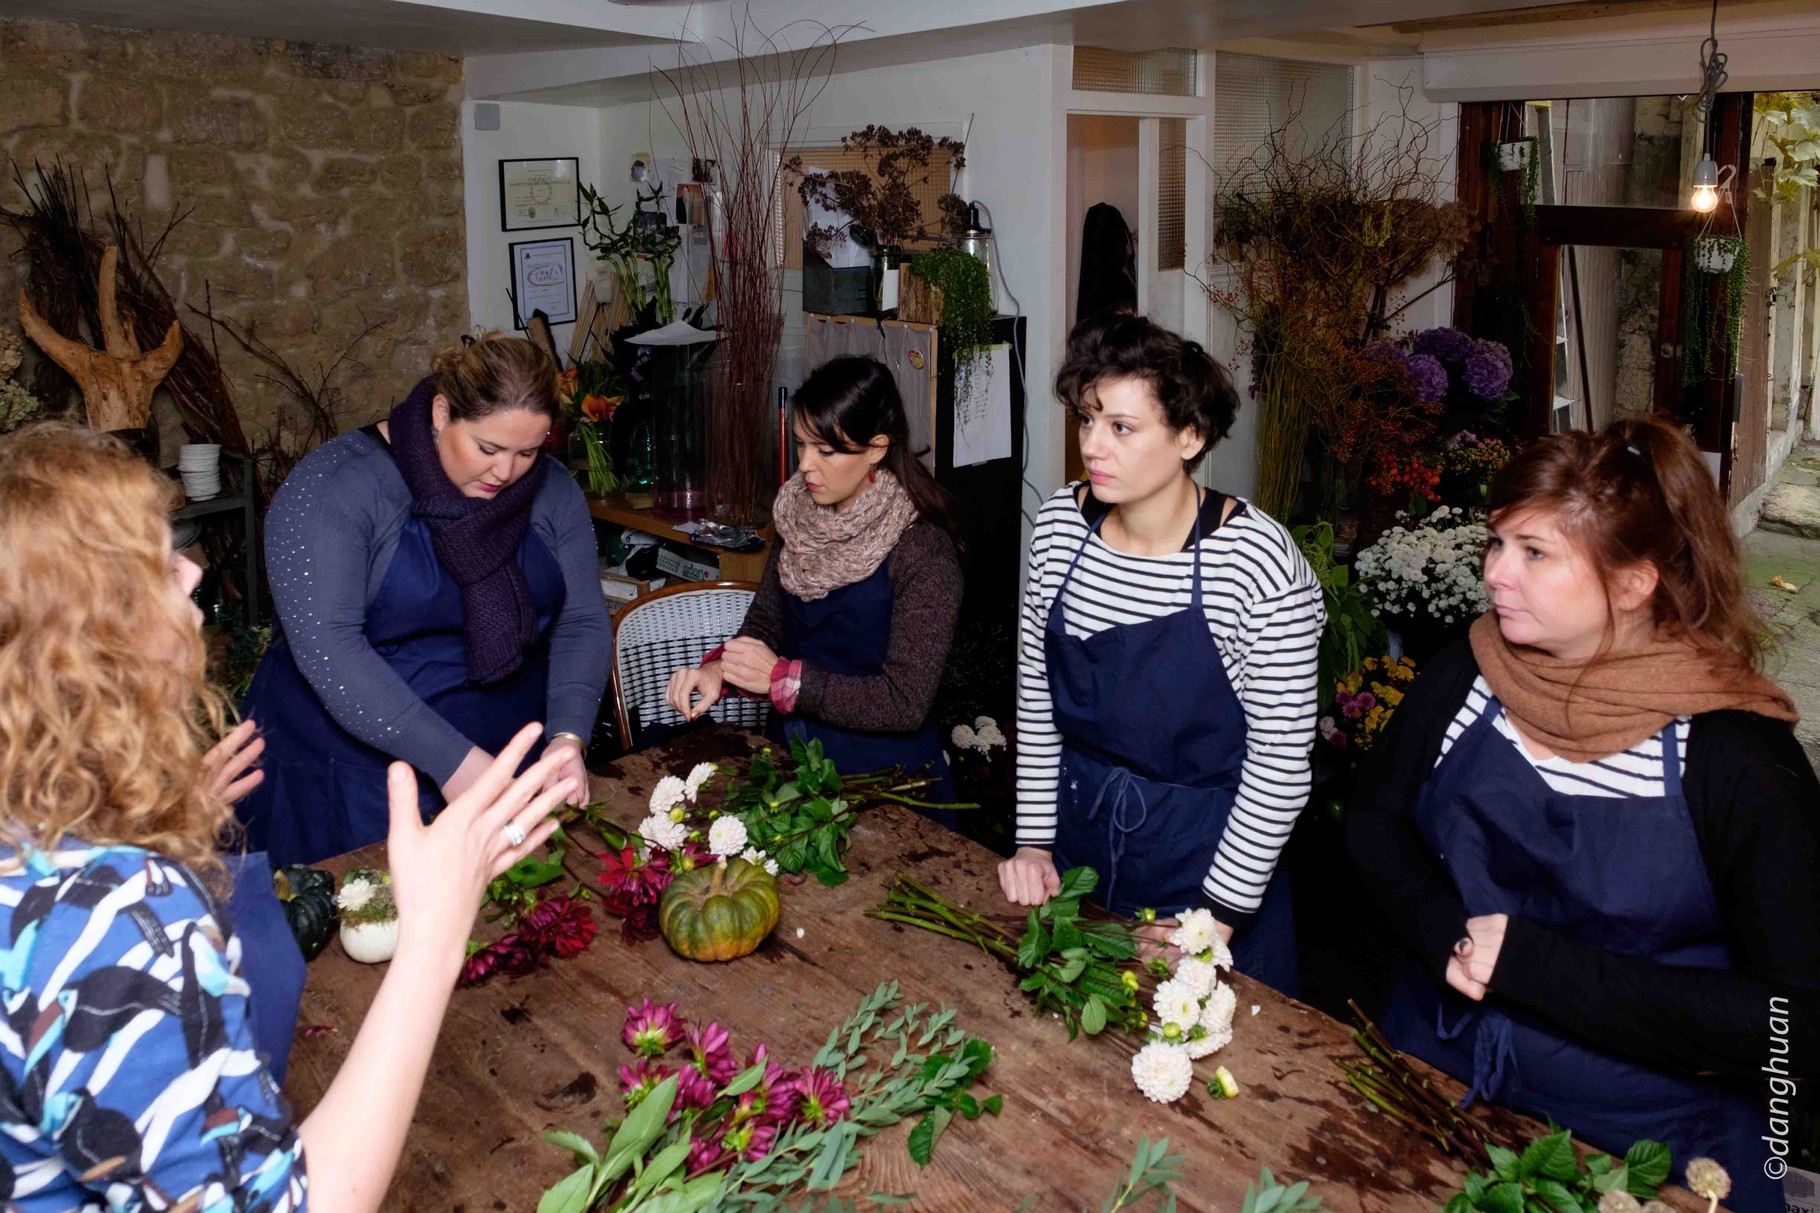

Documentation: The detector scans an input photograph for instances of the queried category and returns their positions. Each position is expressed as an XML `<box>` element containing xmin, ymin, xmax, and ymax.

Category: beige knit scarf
<box><xmin>771</xmin><ymin>469</ymin><xmax>920</xmax><ymax>602</ymax></box>
<box><xmin>1468</xmin><ymin>612</ymin><xmax>1799</xmax><ymax>762</ymax></box>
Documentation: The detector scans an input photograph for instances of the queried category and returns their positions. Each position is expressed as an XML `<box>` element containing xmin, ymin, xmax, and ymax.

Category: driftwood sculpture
<box><xmin>17</xmin><ymin>245</ymin><xmax>182</xmax><ymax>432</ymax></box>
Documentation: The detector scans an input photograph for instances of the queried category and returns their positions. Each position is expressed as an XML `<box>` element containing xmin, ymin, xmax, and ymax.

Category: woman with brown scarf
<box><xmin>1348</xmin><ymin>417</ymin><xmax>1814</xmax><ymax>1210</ymax></box>
<box><xmin>664</xmin><ymin>357</ymin><xmax>963</xmax><ymax>809</ymax></box>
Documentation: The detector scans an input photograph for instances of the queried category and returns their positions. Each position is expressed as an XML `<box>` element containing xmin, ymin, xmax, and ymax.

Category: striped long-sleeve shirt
<box><xmin>1015</xmin><ymin>485</ymin><xmax>1325</xmax><ymax>927</ymax></box>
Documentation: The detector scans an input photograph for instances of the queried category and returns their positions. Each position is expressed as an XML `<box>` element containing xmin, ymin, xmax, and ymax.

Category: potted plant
<box><xmin>790</xmin><ymin>126</ymin><xmax>968</xmax><ymax>315</ymax></box>
<box><xmin>337</xmin><ymin>868</ymin><xmax>399</xmax><ymax>964</ymax></box>
<box><xmin>902</xmin><ymin>246</ymin><xmax>995</xmax><ymax>423</ymax></box>
<box><xmin>580</xmin><ymin>182</ymin><xmax>681</xmax><ymax>329</ymax></box>
<box><xmin>555</xmin><ymin>360</ymin><xmax>625</xmax><ymax>497</ymax></box>
<box><xmin>1681</xmin><ymin>231</ymin><xmax>1751</xmax><ymax>385</ymax></box>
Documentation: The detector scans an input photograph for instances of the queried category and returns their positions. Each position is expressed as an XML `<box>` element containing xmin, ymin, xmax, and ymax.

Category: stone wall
<box><xmin>0</xmin><ymin>17</ymin><xmax>468</xmax><ymax>447</ymax></box>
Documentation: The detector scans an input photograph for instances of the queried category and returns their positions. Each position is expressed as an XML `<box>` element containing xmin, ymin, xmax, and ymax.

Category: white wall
<box><xmin>594</xmin><ymin>44</ymin><xmax>1065</xmax><ymax>534</ymax></box>
<box><xmin>460</xmin><ymin>99</ymin><xmax>604</xmax><ymax>355</ymax></box>
<box><xmin>1361</xmin><ymin>58</ymin><xmax>1459</xmax><ymax>337</ymax></box>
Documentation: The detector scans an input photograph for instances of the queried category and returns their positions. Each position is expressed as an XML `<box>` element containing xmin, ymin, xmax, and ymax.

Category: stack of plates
<box><xmin>179</xmin><ymin>444</ymin><xmax>222</xmax><ymax>501</ymax></box>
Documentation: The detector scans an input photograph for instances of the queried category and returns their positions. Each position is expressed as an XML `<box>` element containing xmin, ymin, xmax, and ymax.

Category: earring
<box><xmin>868</xmin><ymin>468</ymin><xmax>877</xmax><ymax>484</ymax></box>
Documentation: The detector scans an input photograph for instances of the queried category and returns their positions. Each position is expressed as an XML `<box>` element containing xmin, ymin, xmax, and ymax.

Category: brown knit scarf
<box><xmin>771</xmin><ymin>469</ymin><xmax>920</xmax><ymax>602</ymax></box>
<box><xmin>1468</xmin><ymin>612</ymin><xmax>1798</xmax><ymax>762</ymax></box>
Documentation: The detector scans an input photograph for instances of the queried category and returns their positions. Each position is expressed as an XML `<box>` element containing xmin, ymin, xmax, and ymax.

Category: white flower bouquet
<box><xmin>1353</xmin><ymin>505</ymin><xmax>1490</xmax><ymax>628</ymax></box>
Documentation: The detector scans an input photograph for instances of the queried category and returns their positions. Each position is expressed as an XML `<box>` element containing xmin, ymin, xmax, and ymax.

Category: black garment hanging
<box><xmin>1076</xmin><ymin>202</ymin><xmax>1137</xmax><ymax>322</ymax></box>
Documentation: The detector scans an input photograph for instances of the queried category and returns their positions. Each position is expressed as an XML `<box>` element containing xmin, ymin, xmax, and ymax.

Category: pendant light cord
<box><xmin>1695</xmin><ymin>0</ymin><xmax>1728</xmax><ymax>130</ymax></box>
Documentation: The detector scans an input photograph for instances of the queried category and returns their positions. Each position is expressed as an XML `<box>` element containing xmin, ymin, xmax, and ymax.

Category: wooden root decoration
<box><xmin>17</xmin><ymin>245</ymin><xmax>183</xmax><ymax>433</ymax></box>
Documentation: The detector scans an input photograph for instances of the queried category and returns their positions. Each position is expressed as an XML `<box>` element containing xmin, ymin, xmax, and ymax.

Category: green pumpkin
<box><xmin>658</xmin><ymin>858</ymin><xmax>781</xmax><ymax>962</ymax></box>
<box><xmin>274</xmin><ymin>865</ymin><xmax>338</xmax><ymax>961</ymax></box>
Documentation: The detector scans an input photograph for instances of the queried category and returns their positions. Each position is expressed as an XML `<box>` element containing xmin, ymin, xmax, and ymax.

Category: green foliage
<box><xmin>724</xmin><ymin>738</ymin><xmax>965</xmax><ymax>887</ymax></box>
<box><xmin>1292</xmin><ymin>521</ymin><xmax>1388</xmax><ymax>704</ymax></box>
<box><xmin>871</xmin><ymin>868</ymin><xmax>1145</xmax><ymax>1041</ymax></box>
<box><xmin>1240</xmin><ymin>1166</ymin><xmax>1328</xmax><ymax>1213</ymax></box>
<box><xmin>1443</xmin><ymin>1129</ymin><xmax>1672</xmax><ymax>1213</ymax></box>
<box><xmin>907</xmin><ymin>248</ymin><xmax>994</xmax><ymax>422</ymax></box>
<box><xmin>580</xmin><ymin>182</ymin><xmax>681</xmax><ymax>325</ymax></box>
<box><xmin>1755</xmin><ymin>93</ymin><xmax>1820</xmax><ymax>207</ymax></box>
<box><xmin>537</xmin><ymin>984</ymin><xmax>999</xmax><ymax>1212</ymax></box>
<box><xmin>1681</xmin><ymin>234</ymin><xmax>1752</xmax><ymax>386</ymax></box>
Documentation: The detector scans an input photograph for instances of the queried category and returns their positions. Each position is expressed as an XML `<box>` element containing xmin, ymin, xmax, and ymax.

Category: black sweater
<box><xmin>1346</xmin><ymin>639</ymin><xmax>1820</xmax><ymax>1084</ymax></box>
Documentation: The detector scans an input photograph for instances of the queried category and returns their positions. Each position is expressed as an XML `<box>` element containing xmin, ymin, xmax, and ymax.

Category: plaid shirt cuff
<box><xmin>769</xmin><ymin>659</ymin><xmax>803</xmax><ymax>714</ymax></box>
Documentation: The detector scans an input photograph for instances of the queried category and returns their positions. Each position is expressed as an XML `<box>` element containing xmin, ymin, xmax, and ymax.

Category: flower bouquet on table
<box><xmin>1354</xmin><ymin>504</ymin><xmax>1490</xmax><ymax>661</ymax></box>
<box><xmin>536</xmin><ymin>981</ymin><xmax>1001</xmax><ymax>1211</ymax></box>
<box><xmin>557</xmin><ymin>359</ymin><xmax>626</xmax><ymax>498</ymax></box>
<box><xmin>567</xmin><ymin>738</ymin><xmax>967</xmax><ymax>957</ymax></box>
<box><xmin>871</xmin><ymin>869</ymin><xmax>1252</xmax><ymax>1106</ymax></box>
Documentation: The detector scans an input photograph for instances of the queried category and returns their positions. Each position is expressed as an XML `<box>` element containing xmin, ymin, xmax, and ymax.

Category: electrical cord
<box><xmin>965</xmin><ymin>198</ymin><xmax>1041</xmax><ymax>529</ymax></box>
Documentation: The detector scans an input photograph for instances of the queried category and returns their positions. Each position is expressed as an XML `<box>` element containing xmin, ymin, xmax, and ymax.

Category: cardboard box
<box><xmin>600</xmin><ymin>573</ymin><xmax>658</xmax><ymax>605</ymax></box>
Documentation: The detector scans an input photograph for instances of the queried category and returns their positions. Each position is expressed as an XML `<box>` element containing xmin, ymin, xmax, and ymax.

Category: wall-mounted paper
<box><xmin>953</xmin><ymin>343</ymin><xmax>1013</xmax><ymax>469</ymax></box>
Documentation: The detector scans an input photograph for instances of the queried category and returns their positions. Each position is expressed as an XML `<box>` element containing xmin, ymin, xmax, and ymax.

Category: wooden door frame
<box><xmin>1453</xmin><ymin>95</ymin><xmax>1753</xmax><ymax>496</ymax></box>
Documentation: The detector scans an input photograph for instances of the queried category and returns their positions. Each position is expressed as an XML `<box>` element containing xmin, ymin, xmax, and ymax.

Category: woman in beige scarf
<box><xmin>1347</xmin><ymin>416</ymin><xmax>1813</xmax><ymax>1211</ymax></box>
<box><xmin>663</xmin><ymin>357</ymin><xmax>964</xmax><ymax>811</ymax></box>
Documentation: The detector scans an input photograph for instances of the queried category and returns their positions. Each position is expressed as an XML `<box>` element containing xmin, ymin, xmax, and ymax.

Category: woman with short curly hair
<box><xmin>0</xmin><ymin>423</ymin><xmax>577</xmax><ymax>1212</ymax></box>
<box><xmin>998</xmin><ymin>314</ymin><xmax>1324</xmax><ymax>994</ymax></box>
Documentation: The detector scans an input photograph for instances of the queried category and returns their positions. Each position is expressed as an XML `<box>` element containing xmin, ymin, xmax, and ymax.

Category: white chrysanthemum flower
<box><xmin>1208</xmin><ymin>931</ymin><xmax>1234</xmax><ymax>971</ymax></box>
<box><xmin>1130</xmin><ymin>1041</ymin><xmax>1194</xmax><ymax>1103</ymax></box>
<box><xmin>1189</xmin><ymin>1019</ymin><xmax>1233</xmax><ymax>1057</ymax></box>
<box><xmin>1173</xmin><ymin>956</ymin><xmax>1218</xmax><ymax>998</ymax></box>
<box><xmin>1169</xmin><ymin>908</ymin><xmax>1219</xmax><ymax>956</ymax></box>
<box><xmin>764</xmin><ymin>857</ymin><xmax>779</xmax><ymax>875</ymax></box>
<box><xmin>707</xmin><ymin>815</ymin><xmax>749</xmax><ymax>858</ymax></box>
<box><xmin>684</xmin><ymin>762</ymin><xmax>717</xmax><ymax>799</ymax></box>
<box><xmin>1152</xmin><ymin>978</ymin><xmax>1201</xmax><ymax>1031</ymax></box>
<box><xmin>638</xmin><ymin>813</ymin><xmax>687</xmax><ymax>852</ymax></box>
<box><xmin>974</xmin><ymin>715</ymin><xmax>997</xmax><ymax>730</ymax></box>
<box><xmin>1201</xmin><ymin>982</ymin><xmax>1237</xmax><ymax>1034</ymax></box>
<box><xmin>741</xmin><ymin>846</ymin><xmax>766</xmax><ymax>866</ymax></box>
<box><xmin>649</xmin><ymin>775</ymin><xmax>689</xmax><ymax>815</ymax></box>
<box><xmin>977</xmin><ymin>725</ymin><xmax>1007</xmax><ymax>748</ymax></box>
<box><xmin>336</xmin><ymin>878</ymin><xmax>374</xmax><ymax>913</ymax></box>
<box><xmin>951</xmin><ymin>724</ymin><xmax>978</xmax><ymax>750</ymax></box>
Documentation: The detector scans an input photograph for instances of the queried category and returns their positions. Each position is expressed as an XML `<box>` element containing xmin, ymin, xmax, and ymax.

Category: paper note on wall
<box><xmin>953</xmin><ymin>343</ymin><xmax>1013</xmax><ymax>469</ymax></box>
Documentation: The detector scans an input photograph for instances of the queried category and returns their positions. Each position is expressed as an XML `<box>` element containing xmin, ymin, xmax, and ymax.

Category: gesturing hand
<box><xmin>1445</xmin><ymin>912</ymin><xmax>1509</xmax><ymax>1002</ymax></box>
<box><xmin>386</xmin><ymin>722</ymin><xmax>578</xmax><ymax>959</ymax></box>
<box><xmin>666</xmin><ymin>663</ymin><xmax>725</xmax><ymax>721</ymax></box>
<box><xmin>203</xmin><ymin>719</ymin><xmax>266</xmax><ymax>806</ymax></box>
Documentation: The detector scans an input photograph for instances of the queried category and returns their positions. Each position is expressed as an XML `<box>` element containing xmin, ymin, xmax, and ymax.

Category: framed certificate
<box><xmin>499</xmin><ymin>156</ymin><xmax>581</xmax><ymax>230</ymax></box>
<box><xmin>509</xmin><ymin>237</ymin><xmax>578</xmax><ymax>328</ymax></box>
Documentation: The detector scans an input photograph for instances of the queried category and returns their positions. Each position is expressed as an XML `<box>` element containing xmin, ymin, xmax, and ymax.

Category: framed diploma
<box><xmin>509</xmin><ymin>237</ymin><xmax>578</xmax><ymax>328</ymax></box>
<box><xmin>499</xmin><ymin>156</ymin><xmax>581</xmax><ymax>230</ymax></box>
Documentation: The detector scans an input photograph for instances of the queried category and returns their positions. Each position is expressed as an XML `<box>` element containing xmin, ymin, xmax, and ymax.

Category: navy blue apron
<box><xmin>1043</xmin><ymin>496</ymin><xmax>1298</xmax><ymax>995</ymax></box>
<box><xmin>239</xmin><ymin>443</ymin><xmax>566</xmax><ymax>866</ymax></box>
<box><xmin>1382</xmin><ymin>694</ymin><xmax>1777</xmax><ymax>1213</ymax></box>
<box><xmin>766</xmin><ymin>558</ymin><xmax>957</xmax><ymax>822</ymax></box>
<box><xmin>219</xmin><ymin>849</ymin><xmax>306</xmax><ymax>1086</ymax></box>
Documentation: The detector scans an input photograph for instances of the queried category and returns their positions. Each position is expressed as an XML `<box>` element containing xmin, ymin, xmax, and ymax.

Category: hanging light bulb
<box><xmin>1690</xmin><ymin>154</ymin><xmax>1720</xmax><ymax>213</ymax></box>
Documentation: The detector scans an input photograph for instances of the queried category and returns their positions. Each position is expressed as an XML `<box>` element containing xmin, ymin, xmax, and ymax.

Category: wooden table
<box><xmin>587</xmin><ymin>494</ymin><xmax>772</xmax><ymax>584</ymax></box>
<box><xmin>284</xmin><ymin>729</ymin><xmax>1710</xmax><ymax>1212</ymax></box>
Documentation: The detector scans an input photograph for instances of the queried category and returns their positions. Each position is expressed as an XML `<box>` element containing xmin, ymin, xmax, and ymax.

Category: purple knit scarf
<box><xmin>387</xmin><ymin>376</ymin><xmax>547</xmax><ymax>685</ymax></box>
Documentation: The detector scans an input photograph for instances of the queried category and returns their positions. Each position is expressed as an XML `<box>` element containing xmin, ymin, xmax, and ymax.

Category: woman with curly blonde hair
<box><xmin>0</xmin><ymin>423</ymin><xmax>578</xmax><ymax>1212</ymax></box>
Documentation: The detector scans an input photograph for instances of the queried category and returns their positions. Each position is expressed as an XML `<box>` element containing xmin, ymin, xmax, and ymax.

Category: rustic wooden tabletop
<box><xmin>282</xmin><ymin>727</ymin><xmax>1711</xmax><ymax>1213</ymax></box>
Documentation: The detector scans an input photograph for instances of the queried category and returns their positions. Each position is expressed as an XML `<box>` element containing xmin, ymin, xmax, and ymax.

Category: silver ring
<box><xmin>503</xmin><ymin>821</ymin><xmax>527</xmax><ymax>848</ymax></box>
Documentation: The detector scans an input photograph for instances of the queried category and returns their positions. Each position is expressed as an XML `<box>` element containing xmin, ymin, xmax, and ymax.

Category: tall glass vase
<box><xmin>653</xmin><ymin>346</ymin><xmax>710</xmax><ymax>522</ymax></box>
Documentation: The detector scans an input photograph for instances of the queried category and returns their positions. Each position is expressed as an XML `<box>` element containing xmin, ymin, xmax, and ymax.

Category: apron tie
<box><xmin>1086</xmin><ymin>766</ymin><xmax>1151</xmax><ymax>913</ymax></box>
<box><xmin>1436</xmin><ymin>1003</ymin><xmax>1516</xmax><ymax>1108</ymax></box>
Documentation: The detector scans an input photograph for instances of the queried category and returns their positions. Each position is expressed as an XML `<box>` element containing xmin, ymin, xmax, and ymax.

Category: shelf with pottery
<box><xmin>584</xmin><ymin>494</ymin><xmax>772</xmax><ymax>585</ymax></box>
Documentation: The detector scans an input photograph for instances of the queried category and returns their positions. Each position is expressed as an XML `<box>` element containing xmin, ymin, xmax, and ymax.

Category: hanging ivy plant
<box><xmin>909</xmin><ymin>248</ymin><xmax>994</xmax><ymax>423</ymax></box>
<box><xmin>1681</xmin><ymin>233</ymin><xmax>1751</xmax><ymax>386</ymax></box>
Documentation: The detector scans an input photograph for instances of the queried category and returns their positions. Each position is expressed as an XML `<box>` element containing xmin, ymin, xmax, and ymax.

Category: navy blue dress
<box><xmin>1043</xmin><ymin>504</ymin><xmax>1298</xmax><ymax>995</ymax></box>
<box><xmin>239</xmin><ymin>450</ymin><xmax>567</xmax><ymax>867</ymax></box>
<box><xmin>766</xmin><ymin>560</ymin><xmax>957</xmax><ymax>813</ymax></box>
<box><xmin>1383</xmin><ymin>694</ymin><xmax>1778</xmax><ymax>1212</ymax></box>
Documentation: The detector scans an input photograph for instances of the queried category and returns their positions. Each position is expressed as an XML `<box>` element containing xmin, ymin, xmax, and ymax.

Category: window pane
<box><xmin>1158</xmin><ymin>117</ymin><xmax>1186</xmax><ymax>272</ymax></box>
<box><xmin>1521</xmin><ymin>96</ymin><xmax>1690</xmax><ymax>210</ymax></box>
<box><xmin>1212</xmin><ymin>53</ymin><xmax>1353</xmax><ymax>181</ymax></box>
<box><xmin>1073</xmin><ymin>47</ymin><xmax>1198</xmax><ymax>97</ymax></box>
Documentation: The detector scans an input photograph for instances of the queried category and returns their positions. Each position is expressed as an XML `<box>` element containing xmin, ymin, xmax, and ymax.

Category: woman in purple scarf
<box><xmin>239</xmin><ymin>333</ymin><xmax>611</xmax><ymax>865</ymax></box>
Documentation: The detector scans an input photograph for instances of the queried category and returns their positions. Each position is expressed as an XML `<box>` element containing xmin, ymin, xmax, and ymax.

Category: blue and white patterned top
<box><xmin>0</xmin><ymin>844</ymin><xmax>307</xmax><ymax>1211</ymax></box>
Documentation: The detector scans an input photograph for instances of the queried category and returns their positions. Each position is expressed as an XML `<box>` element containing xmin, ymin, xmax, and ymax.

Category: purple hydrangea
<box><xmin>1463</xmin><ymin>339</ymin><xmax>1513</xmax><ymax>400</ymax></box>
<box><xmin>1412</xmin><ymin>326</ymin><xmax>1475</xmax><ymax>364</ymax></box>
<box><xmin>1404</xmin><ymin>353</ymin><xmax>1449</xmax><ymax>404</ymax></box>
